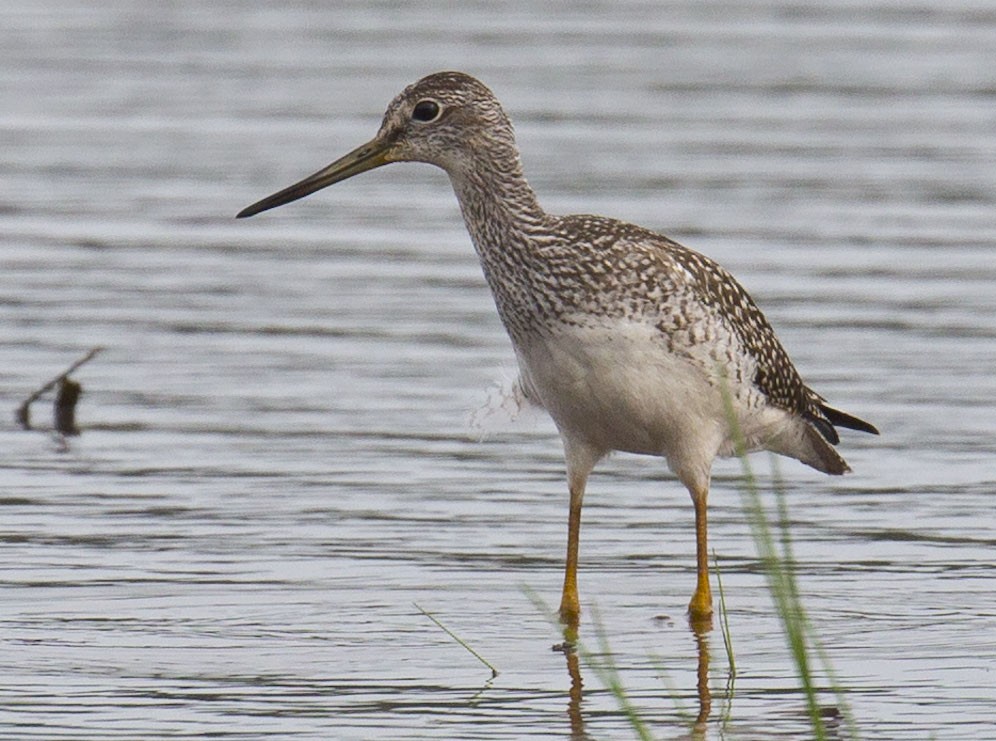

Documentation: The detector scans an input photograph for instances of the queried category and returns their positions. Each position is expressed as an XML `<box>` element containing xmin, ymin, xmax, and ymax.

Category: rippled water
<box><xmin>3</xmin><ymin>1</ymin><xmax>995</xmax><ymax>738</ymax></box>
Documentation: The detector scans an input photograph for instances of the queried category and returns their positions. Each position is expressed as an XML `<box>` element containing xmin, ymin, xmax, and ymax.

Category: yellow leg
<box><xmin>688</xmin><ymin>483</ymin><xmax>713</xmax><ymax>621</ymax></box>
<box><xmin>556</xmin><ymin>441</ymin><xmax>600</xmax><ymax>644</ymax></box>
<box><xmin>558</xmin><ymin>479</ymin><xmax>584</xmax><ymax>639</ymax></box>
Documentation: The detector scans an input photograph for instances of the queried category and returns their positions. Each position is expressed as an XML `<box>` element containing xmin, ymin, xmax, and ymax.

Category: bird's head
<box><xmin>237</xmin><ymin>71</ymin><xmax>515</xmax><ymax>218</ymax></box>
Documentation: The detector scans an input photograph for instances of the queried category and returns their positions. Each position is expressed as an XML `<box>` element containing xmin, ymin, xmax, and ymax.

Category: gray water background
<box><xmin>2</xmin><ymin>1</ymin><xmax>995</xmax><ymax>738</ymax></box>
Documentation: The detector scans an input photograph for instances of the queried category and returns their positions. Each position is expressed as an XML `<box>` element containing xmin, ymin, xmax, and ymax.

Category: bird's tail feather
<box><xmin>820</xmin><ymin>404</ymin><xmax>879</xmax><ymax>436</ymax></box>
<box><xmin>800</xmin><ymin>425</ymin><xmax>851</xmax><ymax>475</ymax></box>
<box><xmin>765</xmin><ymin>422</ymin><xmax>852</xmax><ymax>475</ymax></box>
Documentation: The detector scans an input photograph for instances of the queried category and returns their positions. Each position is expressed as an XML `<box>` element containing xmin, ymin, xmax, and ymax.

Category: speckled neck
<box><xmin>445</xmin><ymin>144</ymin><xmax>557</xmax><ymax>337</ymax></box>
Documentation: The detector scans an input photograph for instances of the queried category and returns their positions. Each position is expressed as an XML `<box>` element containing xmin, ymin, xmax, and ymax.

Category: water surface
<box><xmin>2</xmin><ymin>1</ymin><xmax>995</xmax><ymax>738</ymax></box>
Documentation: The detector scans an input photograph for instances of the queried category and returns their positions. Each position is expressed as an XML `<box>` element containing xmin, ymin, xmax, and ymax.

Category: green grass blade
<box><xmin>414</xmin><ymin>603</ymin><xmax>499</xmax><ymax>678</ymax></box>
<box><xmin>713</xmin><ymin>549</ymin><xmax>736</xmax><ymax>678</ymax></box>
<box><xmin>523</xmin><ymin>588</ymin><xmax>656</xmax><ymax>740</ymax></box>
<box><xmin>717</xmin><ymin>374</ymin><xmax>858</xmax><ymax>738</ymax></box>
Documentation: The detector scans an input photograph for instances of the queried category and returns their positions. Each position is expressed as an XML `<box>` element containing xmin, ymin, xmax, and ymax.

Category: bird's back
<box><xmin>486</xmin><ymin>212</ymin><xmax>876</xmax><ymax>477</ymax></box>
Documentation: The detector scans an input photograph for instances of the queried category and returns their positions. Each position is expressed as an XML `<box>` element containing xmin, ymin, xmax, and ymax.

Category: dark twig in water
<box><xmin>17</xmin><ymin>347</ymin><xmax>103</xmax><ymax>431</ymax></box>
<box><xmin>54</xmin><ymin>378</ymin><xmax>83</xmax><ymax>436</ymax></box>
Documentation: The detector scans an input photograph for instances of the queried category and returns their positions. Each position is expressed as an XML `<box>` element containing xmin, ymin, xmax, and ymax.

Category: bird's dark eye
<box><xmin>412</xmin><ymin>100</ymin><xmax>441</xmax><ymax>122</ymax></box>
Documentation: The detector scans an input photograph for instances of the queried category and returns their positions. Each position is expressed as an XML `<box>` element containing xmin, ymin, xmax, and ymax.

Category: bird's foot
<box><xmin>687</xmin><ymin>588</ymin><xmax>714</xmax><ymax>632</ymax></box>
<box><xmin>557</xmin><ymin>604</ymin><xmax>580</xmax><ymax>648</ymax></box>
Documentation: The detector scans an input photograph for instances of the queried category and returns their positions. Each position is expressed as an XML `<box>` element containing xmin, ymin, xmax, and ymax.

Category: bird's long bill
<box><xmin>236</xmin><ymin>137</ymin><xmax>392</xmax><ymax>218</ymax></box>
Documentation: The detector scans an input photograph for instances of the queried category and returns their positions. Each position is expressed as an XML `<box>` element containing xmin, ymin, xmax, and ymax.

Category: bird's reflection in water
<box><xmin>691</xmin><ymin>617</ymin><xmax>713</xmax><ymax>736</ymax></box>
<box><xmin>559</xmin><ymin>615</ymin><xmax>718</xmax><ymax>740</ymax></box>
<box><xmin>563</xmin><ymin>647</ymin><xmax>587</xmax><ymax>740</ymax></box>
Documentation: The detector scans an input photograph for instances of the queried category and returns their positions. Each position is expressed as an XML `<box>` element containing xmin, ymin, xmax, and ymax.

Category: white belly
<box><xmin>511</xmin><ymin>319</ymin><xmax>829</xmax><ymax>485</ymax></box>
<box><xmin>514</xmin><ymin>320</ymin><xmax>737</xmax><ymax>467</ymax></box>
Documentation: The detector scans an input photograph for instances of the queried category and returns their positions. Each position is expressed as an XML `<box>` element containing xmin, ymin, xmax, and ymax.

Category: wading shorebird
<box><xmin>238</xmin><ymin>71</ymin><xmax>877</xmax><ymax>635</ymax></box>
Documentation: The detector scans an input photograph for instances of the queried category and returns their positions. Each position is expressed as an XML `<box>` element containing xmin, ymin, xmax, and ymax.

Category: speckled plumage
<box><xmin>238</xmin><ymin>70</ymin><xmax>878</xmax><ymax>629</ymax></box>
